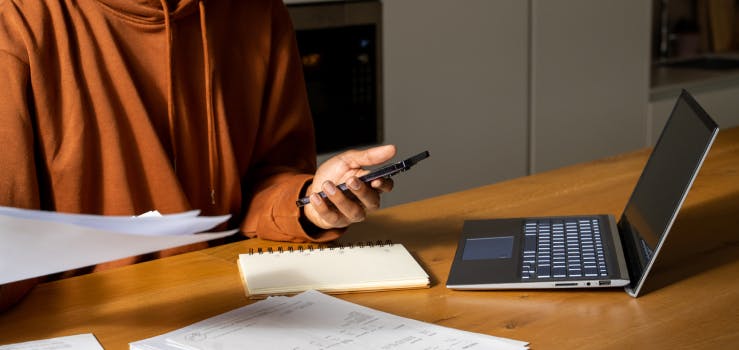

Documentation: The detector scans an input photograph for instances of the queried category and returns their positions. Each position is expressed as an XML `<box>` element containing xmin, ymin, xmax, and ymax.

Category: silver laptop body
<box><xmin>446</xmin><ymin>90</ymin><xmax>719</xmax><ymax>297</ymax></box>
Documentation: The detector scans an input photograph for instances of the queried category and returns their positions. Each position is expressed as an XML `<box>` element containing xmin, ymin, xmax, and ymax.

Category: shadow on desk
<box><xmin>340</xmin><ymin>186</ymin><xmax>739</xmax><ymax>297</ymax></box>
<box><xmin>640</xmin><ymin>189</ymin><xmax>739</xmax><ymax>295</ymax></box>
<box><xmin>339</xmin><ymin>214</ymin><xmax>461</xmax><ymax>287</ymax></box>
<box><xmin>0</xmin><ymin>244</ymin><xmax>252</xmax><ymax>343</ymax></box>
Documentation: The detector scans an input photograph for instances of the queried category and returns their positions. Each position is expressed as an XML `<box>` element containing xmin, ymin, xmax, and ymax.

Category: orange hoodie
<box><xmin>0</xmin><ymin>0</ymin><xmax>342</xmax><ymax>243</ymax></box>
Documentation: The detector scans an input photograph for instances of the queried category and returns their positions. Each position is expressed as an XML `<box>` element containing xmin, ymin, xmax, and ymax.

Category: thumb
<box><xmin>345</xmin><ymin>145</ymin><xmax>397</xmax><ymax>168</ymax></box>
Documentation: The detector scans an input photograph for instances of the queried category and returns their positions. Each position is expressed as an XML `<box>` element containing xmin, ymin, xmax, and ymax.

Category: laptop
<box><xmin>446</xmin><ymin>90</ymin><xmax>719</xmax><ymax>297</ymax></box>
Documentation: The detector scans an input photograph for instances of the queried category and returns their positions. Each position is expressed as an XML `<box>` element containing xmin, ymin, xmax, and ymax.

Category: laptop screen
<box><xmin>618</xmin><ymin>90</ymin><xmax>719</xmax><ymax>296</ymax></box>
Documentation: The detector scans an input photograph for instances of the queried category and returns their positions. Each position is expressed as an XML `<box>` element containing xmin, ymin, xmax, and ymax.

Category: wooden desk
<box><xmin>1</xmin><ymin>127</ymin><xmax>738</xmax><ymax>349</ymax></box>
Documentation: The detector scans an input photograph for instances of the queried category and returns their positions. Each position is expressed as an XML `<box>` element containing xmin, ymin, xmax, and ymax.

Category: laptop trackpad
<box><xmin>462</xmin><ymin>236</ymin><xmax>514</xmax><ymax>260</ymax></box>
<box><xmin>446</xmin><ymin>219</ymin><xmax>522</xmax><ymax>285</ymax></box>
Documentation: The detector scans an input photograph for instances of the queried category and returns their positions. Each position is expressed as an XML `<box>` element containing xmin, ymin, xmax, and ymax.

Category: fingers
<box><xmin>370</xmin><ymin>178</ymin><xmax>394</xmax><ymax>193</ymax></box>
<box><xmin>305</xmin><ymin>177</ymin><xmax>384</xmax><ymax>229</ymax></box>
<box><xmin>322</xmin><ymin>180</ymin><xmax>369</xmax><ymax>222</ymax></box>
<box><xmin>305</xmin><ymin>192</ymin><xmax>343</xmax><ymax>229</ymax></box>
<box><xmin>346</xmin><ymin>177</ymin><xmax>381</xmax><ymax>210</ymax></box>
<box><xmin>303</xmin><ymin>144</ymin><xmax>398</xmax><ymax>230</ymax></box>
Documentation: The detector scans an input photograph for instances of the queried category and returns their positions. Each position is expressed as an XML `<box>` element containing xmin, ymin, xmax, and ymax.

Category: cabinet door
<box><xmin>381</xmin><ymin>0</ymin><xmax>529</xmax><ymax>206</ymax></box>
<box><xmin>530</xmin><ymin>0</ymin><xmax>651</xmax><ymax>173</ymax></box>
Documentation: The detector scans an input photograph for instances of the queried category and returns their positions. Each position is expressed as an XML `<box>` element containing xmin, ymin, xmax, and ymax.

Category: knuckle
<box><xmin>365</xmin><ymin>201</ymin><xmax>380</xmax><ymax>210</ymax></box>
<box><xmin>324</xmin><ymin>211</ymin><xmax>341</xmax><ymax>224</ymax></box>
<box><xmin>351</xmin><ymin>212</ymin><xmax>366</xmax><ymax>223</ymax></box>
<box><xmin>344</xmin><ymin>205</ymin><xmax>366</xmax><ymax>223</ymax></box>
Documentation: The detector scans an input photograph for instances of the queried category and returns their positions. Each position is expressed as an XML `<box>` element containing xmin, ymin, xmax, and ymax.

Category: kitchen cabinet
<box><xmin>380</xmin><ymin>0</ymin><xmax>529</xmax><ymax>207</ymax></box>
<box><xmin>529</xmin><ymin>0</ymin><xmax>652</xmax><ymax>173</ymax></box>
<box><xmin>378</xmin><ymin>0</ymin><xmax>652</xmax><ymax>207</ymax></box>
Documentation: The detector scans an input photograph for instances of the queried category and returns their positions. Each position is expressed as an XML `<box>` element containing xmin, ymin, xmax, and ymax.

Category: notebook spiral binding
<box><xmin>247</xmin><ymin>240</ymin><xmax>394</xmax><ymax>255</ymax></box>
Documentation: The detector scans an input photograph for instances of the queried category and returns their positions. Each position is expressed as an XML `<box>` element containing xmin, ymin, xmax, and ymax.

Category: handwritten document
<box><xmin>0</xmin><ymin>333</ymin><xmax>103</xmax><ymax>350</ymax></box>
<box><xmin>130</xmin><ymin>290</ymin><xmax>528</xmax><ymax>350</ymax></box>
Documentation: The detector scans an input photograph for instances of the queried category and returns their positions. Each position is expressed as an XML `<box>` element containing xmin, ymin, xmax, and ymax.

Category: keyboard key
<box><xmin>537</xmin><ymin>265</ymin><xmax>551</xmax><ymax>278</ymax></box>
<box><xmin>524</xmin><ymin>235</ymin><xmax>536</xmax><ymax>252</ymax></box>
<box><xmin>522</xmin><ymin>217</ymin><xmax>609</xmax><ymax>281</ymax></box>
<box><xmin>552</xmin><ymin>267</ymin><xmax>567</xmax><ymax>277</ymax></box>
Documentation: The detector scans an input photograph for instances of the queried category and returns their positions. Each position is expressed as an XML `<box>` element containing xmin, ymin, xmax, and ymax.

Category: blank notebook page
<box><xmin>237</xmin><ymin>243</ymin><xmax>429</xmax><ymax>297</ymax></box>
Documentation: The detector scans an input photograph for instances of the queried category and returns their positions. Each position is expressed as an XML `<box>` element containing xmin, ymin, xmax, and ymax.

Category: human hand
<box><xmin>302</xmin><ymin>145</ymin><xmax>396</xmax><ymax>229</ymax></box>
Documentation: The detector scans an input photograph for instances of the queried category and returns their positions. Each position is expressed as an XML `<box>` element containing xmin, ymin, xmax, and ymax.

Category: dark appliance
<box><xmin>287</xmin><ymin>0</ymin><xmax>383</xmax><ymax>154</ymax></box>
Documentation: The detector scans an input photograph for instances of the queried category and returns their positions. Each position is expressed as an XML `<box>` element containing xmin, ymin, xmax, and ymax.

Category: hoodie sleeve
<box><xmin>0</xmin><ymin>2</ymin><xmax>41</xmax><ymax>312</ymax></box>
<box><xmin>0</xmin><ymin>3</ymin><xmax>41</xmax><ymax>211</ymax></box>
<box><xmin>239</xmin><ymin>0</ymin><xmax>343</xmax><ymax>243</ymax></box>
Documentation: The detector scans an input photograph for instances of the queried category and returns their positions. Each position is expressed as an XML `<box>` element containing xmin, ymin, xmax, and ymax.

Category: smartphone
<box><xmin>296</xmin><ymin>150</ymin><xmax>430</xmax><ymax>207</ymax></box>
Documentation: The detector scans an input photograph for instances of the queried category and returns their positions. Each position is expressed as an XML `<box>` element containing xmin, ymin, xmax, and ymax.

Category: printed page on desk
<box><xmin>129</xmin><ymin>290</ymin><xmax>529</xmax><ymax>350</ymax></box>
<box><xmin>237</xmin><ymin>243</ymin><xmax>430</xmax><ymax>297</ymax></box>
<box><xmin>0</xmin><ymin>333</ymin><xmax>103</xmax><ymax>349</ymax></box>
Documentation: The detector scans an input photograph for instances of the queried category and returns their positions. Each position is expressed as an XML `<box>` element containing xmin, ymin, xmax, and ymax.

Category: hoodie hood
<box><xmin>95</xmin><ymin>0</ymin><xmax>201</xmax><ymax>22</ymax></box>
<box><xmin>96</xmin><ymin>0</ymin><xmax>219</xmax><ymax>206</ymax></box>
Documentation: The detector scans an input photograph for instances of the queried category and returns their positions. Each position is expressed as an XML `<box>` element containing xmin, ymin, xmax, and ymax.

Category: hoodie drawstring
<box><xmin>159</xmin><ymin>0</ymin><xmax>177</xmax><ymax>173</ymax></box>
<box><xmin>159</xmin><ymin>0</ymin><xmax>218</xmax><ymax>206</ymax></box>
<box><xmin>198</xmin><ymin>0</ymin><xmax>218</xmax><ymax>206</ymax></box>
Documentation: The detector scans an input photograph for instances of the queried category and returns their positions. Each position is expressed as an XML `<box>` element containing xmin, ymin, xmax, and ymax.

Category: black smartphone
<box><xmin>296</xmin><ymin>150</ymin><xmax>430</xmax><ymax>207</ymax></box>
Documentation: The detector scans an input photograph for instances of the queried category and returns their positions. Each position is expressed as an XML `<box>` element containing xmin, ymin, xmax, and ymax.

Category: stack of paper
<box><xmin>0</xmin><ymin>206</ymin><xmax>235</xmax><ymax>284</ymax></box>
<box><xmin>0</xmin><ymin>206</ymin><xmax>230</xmax><ymax>236</ymax></box>
<box><xmin>130</xmin><ymin>290</ymin><xmax>529</xmax><ymax>350</ymax></box>
<box><xmin>0</xmin><ymin>333</ymin><xmax>104</xmax><ymax>350</ymax></box>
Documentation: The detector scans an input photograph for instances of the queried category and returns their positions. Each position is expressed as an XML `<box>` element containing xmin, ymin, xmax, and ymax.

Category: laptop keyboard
<box><xmin>521</xmin><ymin>218</ymin><xmax>608</xmax><ymax>280</ymax></box>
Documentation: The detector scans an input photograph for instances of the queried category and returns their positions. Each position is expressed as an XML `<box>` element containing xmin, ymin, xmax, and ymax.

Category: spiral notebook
<box><xmin>237</xmin><ymin>241</ymin><xmax>430</xmax><ymax>298</ymax></box>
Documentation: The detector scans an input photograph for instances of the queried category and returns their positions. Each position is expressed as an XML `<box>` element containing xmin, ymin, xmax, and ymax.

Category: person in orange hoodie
<box><xmin>0</xmin><ymin>0</ymin><xmax>396</xmax><ymax>311</ymax></box>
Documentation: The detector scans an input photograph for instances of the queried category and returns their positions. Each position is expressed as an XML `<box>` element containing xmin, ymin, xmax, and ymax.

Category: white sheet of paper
<box><xmin>0</xmin><ymin>333</ymin><xmax>103</xmax><ymax>350</ymax></box>
<box><xmin>0</xmin><ymin>206</ymin><xmax>230</xmax><ymax>236</ymax></box>
<box><xmin>130</xmin><ymin>290</ymin><xmax>528</xmax><ymax>350</ymax></box>
<box><xmin>0</xmin><ymin>215</ymin><xmax>237</xmax><ymax>284</ymax></box>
